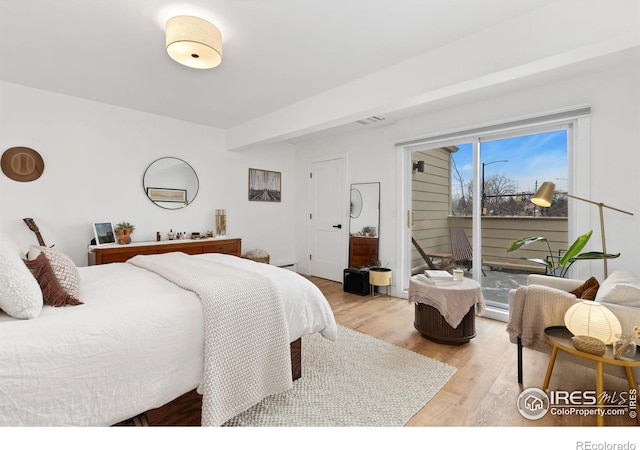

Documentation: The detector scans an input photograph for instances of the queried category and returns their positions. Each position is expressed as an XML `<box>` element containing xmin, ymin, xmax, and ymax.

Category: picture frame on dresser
<box><xmin>93</xmin><ymin>222</ymin><xmax>116</xmax><ymax>245</ymax></box>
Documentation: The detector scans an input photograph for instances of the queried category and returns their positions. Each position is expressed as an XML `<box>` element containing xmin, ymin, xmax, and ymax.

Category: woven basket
<box><xmin>572</xmin><ymin>335</ymin><xmax>606</xmax><ymax>356</ymax></box>
<box><xmin>243</xmin><ymin>250</ymin><xmax>270</xmax><ymax>264</ymax></box>
<box><xmin>245</xmin><ymin>255</ymin><xmax>270</xmax><ymax>264</ymax></box>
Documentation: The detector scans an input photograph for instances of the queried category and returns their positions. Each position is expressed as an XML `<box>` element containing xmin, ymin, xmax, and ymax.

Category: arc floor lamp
<box><xmin>531</xmin><ymin>181</ymin><xmax>634</xmax><ymax>278</ymax></box>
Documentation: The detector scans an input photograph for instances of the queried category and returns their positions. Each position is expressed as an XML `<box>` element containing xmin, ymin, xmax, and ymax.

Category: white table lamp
<box><xmin>564</xmin><ymin>300</ymin><xmax>621</xmax><ymax>345</ymax></box>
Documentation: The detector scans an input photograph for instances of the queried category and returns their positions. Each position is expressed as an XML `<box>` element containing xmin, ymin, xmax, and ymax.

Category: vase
<box><xmin>215</xmin><ymin>209</ymin><xmax>226</xmax><ymax>237</ymax></box>
<box><xmin>117</xmin><ymin>229</ymin><xmax>132</xmax><ymax>245</ymax></box>
<box><xmin>613</xmin><ymin>333</ymin><xmax>637</xmax><ymax>361</ymax></box>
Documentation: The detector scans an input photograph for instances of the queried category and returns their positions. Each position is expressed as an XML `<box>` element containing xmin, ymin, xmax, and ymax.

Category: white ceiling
<box><xmin>1</xmin><ymin>0</ymin><xmax>638</xmax><ymax>145</ymax></box>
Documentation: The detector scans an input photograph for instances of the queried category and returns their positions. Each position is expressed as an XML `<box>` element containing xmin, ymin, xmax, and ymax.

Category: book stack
<box><xmin>425</xmin><ymin>270</ymin><xmax>453</xmax><ymax>280</ymax></box>
<box><xmin>419</xmin><ymin>270</ymin><xmax>456</xmax><ymax>285</ymax></box>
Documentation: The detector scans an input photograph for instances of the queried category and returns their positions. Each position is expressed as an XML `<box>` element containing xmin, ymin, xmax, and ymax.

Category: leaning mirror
<box><xmin>143</xmin><ymin>157</ymin><xmax>199</xmax><ymax>209</ymax></box>
<box><xmin>349</xmin><ymin>182</ymin><xmax>380</xmax><ymax>267</ymax></box>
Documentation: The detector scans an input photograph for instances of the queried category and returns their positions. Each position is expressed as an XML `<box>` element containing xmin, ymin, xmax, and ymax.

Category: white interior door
<box><xmin>309</xmin><ymin>156</ymin><xmax>346</xmax><ymax>281</ymax></box>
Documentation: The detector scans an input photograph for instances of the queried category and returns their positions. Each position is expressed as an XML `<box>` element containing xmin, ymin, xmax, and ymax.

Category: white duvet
<box><xmin>0</xmin><ymin>253</ymin><xmax>336</xmax><ymax>426</ymax></box>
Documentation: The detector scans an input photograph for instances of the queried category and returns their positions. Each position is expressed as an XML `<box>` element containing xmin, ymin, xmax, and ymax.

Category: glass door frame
<box><xmin>396</xmin><ymin>111</ymin><xmax>591</xmax><ymax>321</ymax></box>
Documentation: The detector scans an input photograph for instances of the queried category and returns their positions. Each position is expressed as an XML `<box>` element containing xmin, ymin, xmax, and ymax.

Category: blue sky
<box><xmin>451</xmin><ymin>129</ymin><xmax>568</xmax><ymax>197</ymax></box>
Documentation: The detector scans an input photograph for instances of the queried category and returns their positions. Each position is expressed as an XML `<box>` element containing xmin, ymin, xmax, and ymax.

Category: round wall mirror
<box><xmin>143</xmin><ymin>157</ymin><xmax>199</xmax><ymax>209</ymax></box>
<box><xmin>350</xmin><ymin>188</ymin><xmax>363</xmax><ymax>218</ymax></box>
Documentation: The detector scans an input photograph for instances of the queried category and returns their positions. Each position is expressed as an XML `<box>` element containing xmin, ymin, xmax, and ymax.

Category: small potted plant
<box><xmin>115</xmin><ymin>221</ymin><xmax>135</xmax><ymax>245</ymax></box>
<box><xmin>369</xmin><ymin>260</ymin><xmax>392</xmax><ymax>285</ymax></box>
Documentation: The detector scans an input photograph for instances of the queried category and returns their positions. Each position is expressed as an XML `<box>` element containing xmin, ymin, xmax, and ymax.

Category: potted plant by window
<box><xmin>114</xmin><ymin>221</ymin><xmax>135</xmax><ymax>245</ymax></box>
<box><xmin>369</xmin><ymin>260</ymin><xmax>392</xmax><ymax>285</ymax></box>
<box><xmin>506</xmin><ymin>230</ymin><xmax>619</xmax><ymax>277</ymax></box>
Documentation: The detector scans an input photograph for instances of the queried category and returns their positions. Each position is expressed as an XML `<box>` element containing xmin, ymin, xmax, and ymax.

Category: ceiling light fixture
<box><xmin>166</xmin><ymin>15</ymin><xmax>222</xmax><ymax>69</ymax></box>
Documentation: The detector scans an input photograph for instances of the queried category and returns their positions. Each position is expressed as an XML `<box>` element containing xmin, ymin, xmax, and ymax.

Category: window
<box><xmin>451</xmin><ymin>130</ymin><xmax>568</xmax><ymax>218</ymax></box>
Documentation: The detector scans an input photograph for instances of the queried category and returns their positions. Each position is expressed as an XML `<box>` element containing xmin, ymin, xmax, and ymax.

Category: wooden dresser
<box><xmin>349</xmin><ymin>236</ymin><xmax>379</xmax><ymax>267</ymax></box>
<box><xmin>88</xmin><ymin>237</ymin><xmax>241</xmax><ymax>265</ymax></box>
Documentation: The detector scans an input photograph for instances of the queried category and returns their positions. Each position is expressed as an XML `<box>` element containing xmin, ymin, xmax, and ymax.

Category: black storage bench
<box><xmin>343</xmin><ymin>267</ymin><xmax>371</xmax><ymax>296</ymax></box>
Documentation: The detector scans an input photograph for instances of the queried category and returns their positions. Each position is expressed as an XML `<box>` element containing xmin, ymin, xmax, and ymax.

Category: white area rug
<box><xmin>223</xmin><ymin>325</ymin><xmax>457</xmax><ymax>427</ymax></box>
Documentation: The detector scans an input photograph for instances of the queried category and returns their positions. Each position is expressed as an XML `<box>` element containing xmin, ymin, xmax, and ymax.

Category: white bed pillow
<box><xmin>28</xmin><ymin>245</ymin><xmax>80</xmax><ymax>296</ymax></box>
<box><xmin>595</xmin><ymin>270</ymin><xmax>640</xmax><ymax>307</ymax></box>
<box><xmin>0</xmin><ymin>232</ymin><xmax>43</xmax><ymax>319</ymax></box>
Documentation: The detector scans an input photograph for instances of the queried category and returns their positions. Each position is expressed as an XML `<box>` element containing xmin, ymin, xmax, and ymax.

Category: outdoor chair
<box><xmin>411</xmin><ymin>237</ymin><xmax>455</xmax><ymax>272</ymax></box>
<box><xmin>449</xmin><ymin>227</ymin><xmax>486</xmax><ymax>276</ymax></box>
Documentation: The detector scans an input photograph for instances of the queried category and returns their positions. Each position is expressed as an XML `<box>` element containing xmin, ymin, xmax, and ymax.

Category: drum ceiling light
<box><xmin>166</xmin><ymin>15</ymin><xmax>222</xmax><ymax>69</ymax></box>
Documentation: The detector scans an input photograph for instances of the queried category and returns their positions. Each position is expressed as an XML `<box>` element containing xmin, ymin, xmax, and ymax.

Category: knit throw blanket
<box><xmin>128</xmin><ymin>252</ymin><xmax>292</xmax><ymax>426</ymax></box>
<box><xmin>506</xmin><ymin>284</ymin><xmax>578</xmax><ymax>352</ymax></box>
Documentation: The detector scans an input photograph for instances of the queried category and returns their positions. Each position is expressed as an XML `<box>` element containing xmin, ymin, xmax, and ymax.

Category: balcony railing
<box><xmin>411</xmin><ymin>216</ymin><xmax>568</xmax><ymax>275</ymax></box>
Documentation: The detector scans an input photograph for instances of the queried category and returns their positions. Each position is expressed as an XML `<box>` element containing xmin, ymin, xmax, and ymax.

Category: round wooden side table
<box><xmin>409</xmin><ymin>276</ymin><xmax>481</xmax><ymax>345</ymax></box>
<box><xmin>543</xmin><ymin>326</ymin><xmax>640</xmax><ymax>426</ymax></box>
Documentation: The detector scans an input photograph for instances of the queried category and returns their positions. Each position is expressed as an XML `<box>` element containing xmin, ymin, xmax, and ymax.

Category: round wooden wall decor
<box><xmin>1</xmin><ymin>147</ymin><xmax>45</xmax><ymax>182</ymax></box>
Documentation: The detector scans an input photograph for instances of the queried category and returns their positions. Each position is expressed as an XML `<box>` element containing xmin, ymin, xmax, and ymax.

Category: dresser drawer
<box><xmin>201</xmin><ymin>241</ymin><xmax>241</xmax><ymax>256</ymax></box>
<box><xmin>89</xmin><ymin>238</ymin><xmax>242</xmax><ymax>264</ymax></box>
<box><xmin>349</xmin><ymin>236</ymin><xmax>378</xmax><ymax>268</ymax></box>
<box><xmin>100</xmin><ymin>248</ymin><xmax>158</xmax><ymax>264</ymax></box>
<box><xmin>350</xmin><ymin>246</ymin><xmax>377</xmax><ymax>256</ymax></box>
<box><xmin>168</xmin><ymin>244</ymin><xmax>203</xmax><ymax>255</ymax></box>
<box><xmin>350</xmin><ymin>237</ymin><xmax>377</xmax><ymax>247</ymax></box>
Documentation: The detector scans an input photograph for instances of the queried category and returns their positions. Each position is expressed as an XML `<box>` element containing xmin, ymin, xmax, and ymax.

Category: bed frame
<box><xmin>123</xmin><ymin>338</ymin><xmax>302</xmax><ymax>426</ymax></box>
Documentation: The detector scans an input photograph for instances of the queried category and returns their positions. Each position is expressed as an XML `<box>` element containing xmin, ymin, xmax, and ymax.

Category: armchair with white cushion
<box><xmin>507</xmin><ymin>270</ymin><xmax>640</xmax><ymax>385</ymax></box>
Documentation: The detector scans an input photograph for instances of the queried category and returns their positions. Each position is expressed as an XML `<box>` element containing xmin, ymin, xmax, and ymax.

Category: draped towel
<box><xmin>408</xmin><ymin>275</ymin><xmax>485</xmax><ymax>328</ymax></box>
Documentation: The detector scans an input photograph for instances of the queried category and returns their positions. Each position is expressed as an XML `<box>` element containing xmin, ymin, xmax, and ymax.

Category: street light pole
<box><xmin>481</xmin><ymin>159</ymin><xmax>508</xmax><ymax>214</ymax></box>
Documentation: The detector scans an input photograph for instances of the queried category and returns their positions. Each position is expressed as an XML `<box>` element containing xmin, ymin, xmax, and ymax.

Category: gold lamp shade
<box><xmin>166</xmin><ymin>16</ymin><xmax>222</xmax><ymax>69</ymax></box>
<box><xmin>531</xmin><ymin>181</ymin><xmax>556</xmax><ymax>207</ymax></box>
<box><xmin>564</xmin><ymin>300</ymin><xmax>621</xmax><ymax>345</ymax></box>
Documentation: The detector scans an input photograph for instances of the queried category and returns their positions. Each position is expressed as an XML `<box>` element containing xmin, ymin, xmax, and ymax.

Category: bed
<box><xmin>0</xmin><ymin>234</ymin><xmax>337</xmax><ymax>426</ymax></box>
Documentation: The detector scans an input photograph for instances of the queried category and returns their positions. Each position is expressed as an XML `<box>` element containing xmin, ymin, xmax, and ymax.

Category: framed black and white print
<box><xmin>248</xmin><ymin>168</ymin><xmax>281</xmax><ymax>202</ymax></box>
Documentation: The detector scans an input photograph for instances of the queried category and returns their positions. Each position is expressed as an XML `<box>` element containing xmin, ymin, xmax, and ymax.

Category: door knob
<box><xmin>332</xmin><ymin>224</ymin><xmax>342</xmax><ymax>229</ymax></box>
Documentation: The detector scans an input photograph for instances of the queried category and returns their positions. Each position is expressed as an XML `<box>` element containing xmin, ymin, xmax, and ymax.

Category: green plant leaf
<box><xmin>520</xmin><ymin>257</ymin><xmax>554</xmax><ymax>272</ymax></box>
<box><xmin>506</xmin><ymin>236</ymin><xmax>548</xmax><ymax>253</ymax></box>
<box><xmin>558</xmin><ymin>230</ymin><xmax>592</xmax><ymax>266</ymax></box>
<box><xmin>115</xmin><ymin>221</ymin><xmax>135</xmax><ymax>233</ymax></box>
<box><xmin>569</xmin><ymin>251</ymin><xmax>621</xmax><ymax>261</ymax></box>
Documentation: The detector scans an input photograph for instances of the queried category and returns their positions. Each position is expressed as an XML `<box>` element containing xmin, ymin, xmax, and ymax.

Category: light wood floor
<box><xmin>309</xmin><ymin>276</ymin><xmax>638</xmax><ymax>427</ymax></box>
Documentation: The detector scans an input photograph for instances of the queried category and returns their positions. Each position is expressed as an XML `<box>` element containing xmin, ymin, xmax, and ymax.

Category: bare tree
<box><xmin>449</xmin><ymin>162</ymin><xmax>571</xmax><ymax>217</ymax></box>
<box><xmin>451</xmin><ymin>158</ymin><xmax>469</xmax><ymax>215</ymax></box>
<box><xmin>484</xmin><ymin>174</ymin><xmax>516</xmax><ymax>211</ymax></box>
<box><xmin>449</xmin><ymin>157</ymin><xmax>568</xmax><ymax>217</ymax></box>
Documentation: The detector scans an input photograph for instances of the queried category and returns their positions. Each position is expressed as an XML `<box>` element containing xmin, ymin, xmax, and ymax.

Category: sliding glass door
<box><xmin>405</xmin><ymin>125</ymin><xmax>569</xmax><ymax>314</ymax></box>
<box><xmin>475</xmin><ymin>128</ymin><xmax>568</xmax><ymax>310</ymax></box>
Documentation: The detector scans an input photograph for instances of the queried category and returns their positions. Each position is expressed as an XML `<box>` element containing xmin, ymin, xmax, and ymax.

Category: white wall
<box><xmin>3</xmin><ymin>55</ymin><xmax>638</xmax><ymax>281</ymax></box>
<box><xmin>0</xmin><ymin>82</ymin><xmax>297</xmax><ymax>267</ymax></box>
<box><xmin>293</xmin><ymin>58</ymin><xmax>640</xmax><ymax>291</ymax></box>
